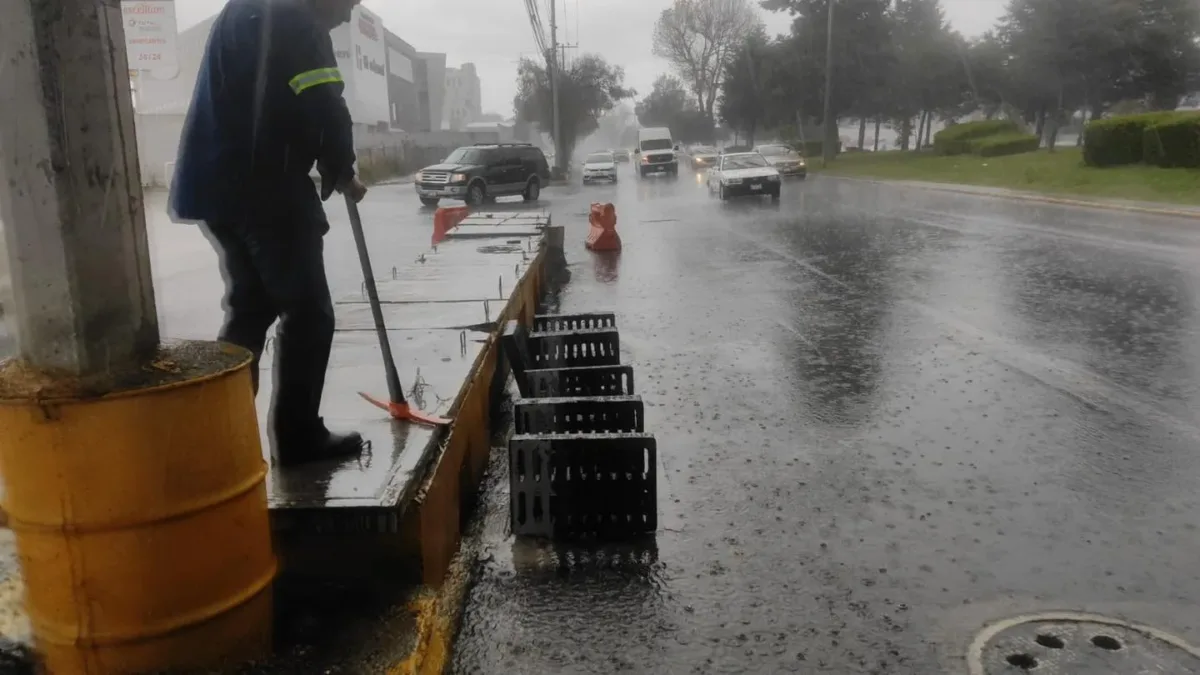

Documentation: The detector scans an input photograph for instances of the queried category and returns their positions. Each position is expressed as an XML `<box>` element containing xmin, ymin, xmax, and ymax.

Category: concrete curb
<box><xmin>386</xmin><ymin>529</ymin><xmax>480</xmax><ymax>675</ymax></box>
<box><xmin>827</xmin><ymin>175</ymin><xmax>1200</xmax><ymax>221</ymax></box>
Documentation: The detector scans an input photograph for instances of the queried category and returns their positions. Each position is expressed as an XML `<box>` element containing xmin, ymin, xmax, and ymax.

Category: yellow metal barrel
<box><xmin>0</xmin><ymin>341</ymin><xmax>276</xmax><ymax>673</ymax></box>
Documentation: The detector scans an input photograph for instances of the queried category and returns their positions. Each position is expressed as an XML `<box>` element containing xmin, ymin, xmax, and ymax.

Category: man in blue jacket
<box><xmin>170</xmin><ymin>0</ymin><xmax>366</xmax><ymax>466</ymax></box>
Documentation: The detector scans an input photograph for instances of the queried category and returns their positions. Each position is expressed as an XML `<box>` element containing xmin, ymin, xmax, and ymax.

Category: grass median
<box><xmin>812</xmin><ymin>148</ymin><xmax>1200</xmax><ymax>207</ymax></box>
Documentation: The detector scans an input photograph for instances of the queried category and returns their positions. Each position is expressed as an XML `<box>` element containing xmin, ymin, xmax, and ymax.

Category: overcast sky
<box><xmin>177</xmin><ymin>0</ymin><xmax>1007</xmax><ymax>116</ymax></box>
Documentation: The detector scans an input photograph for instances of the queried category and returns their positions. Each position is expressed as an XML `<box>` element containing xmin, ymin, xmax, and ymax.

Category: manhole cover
<box><xmin>969</xmin><ymin>612</ymin><xmax>1200</xmax><ymax>674</ymax></box>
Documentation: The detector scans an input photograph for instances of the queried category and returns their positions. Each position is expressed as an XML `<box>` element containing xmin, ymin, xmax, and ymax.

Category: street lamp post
<box><xmin>822</xmin><ymin>0</ymin><xmax>836</xmax><ymax>168</ymax></box>
<box><xmin>550</xmin><ymin>0</ymin><xmax>563</xmax><ymax>174</ymax></box>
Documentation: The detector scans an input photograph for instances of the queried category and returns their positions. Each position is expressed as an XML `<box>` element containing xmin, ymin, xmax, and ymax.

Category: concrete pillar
<box><xmin>0</xmin><ymin>0</ymin><xmax>158</xmax><ymax>376</ymax></box>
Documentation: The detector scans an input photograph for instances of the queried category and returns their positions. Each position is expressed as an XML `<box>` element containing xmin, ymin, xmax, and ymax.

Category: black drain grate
<box><xmin>526</xmin><ymin>365</ymin><xmax>635</xmax><ymax>397</ymax></box>
<box><xmin>514</xmin><ymin>395</ymin><xmax>644</xmax><ymax>434</ymax></box>
<box><xmin>509</xmin><ymin>433</ymin><xmax>657</xmax><ymax>539</ymax></box>
<box><xmin>534</xmin><ymin>312</ymin><xmax>618</xmax><ymax>332</ymax></box>
<box><xmin>527</xmin><ymin>328</ymin><xmax>621</xmax><ymax>368</ymax></box>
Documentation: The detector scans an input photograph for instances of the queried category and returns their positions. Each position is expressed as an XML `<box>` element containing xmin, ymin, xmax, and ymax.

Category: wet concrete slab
<box><xmin>333</xmin><ymin>301</ymin><xmax>493</xmax><ymax>331</ymax></box>
<box><xmin>263</xmin><ymin>217</ymin><xmax>547</xmax><ymax>516</ymax></box>
<box><xmin>259</xmin><ymin>329</ymin><xmax>487</xmax><ymax>511</ymax></box>
<box><xmin>447</xmin><ymin>210</ymin><xmax>549</xmax><ymax>241</ymax></box>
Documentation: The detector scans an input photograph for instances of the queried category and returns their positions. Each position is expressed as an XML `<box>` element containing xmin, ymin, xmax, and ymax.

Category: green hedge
<box><xmin>934</xmin><ymin>120</ymin><xmax>1020</xmax><ymax>156</ymax></box>
<box><xmin>971</xmin><ymin>132</ymin><xmax>1040</xmax><ymax>157</ymax></box>
<box><xmin>1143</xmin><ymin>114</ymin><xmax>1200</xmax><ymax>168</ymax></box>
<box><xmin>1083</xmin><ymin>112</ymin><xmax>1184</xmax><ymax>167</ymax></box>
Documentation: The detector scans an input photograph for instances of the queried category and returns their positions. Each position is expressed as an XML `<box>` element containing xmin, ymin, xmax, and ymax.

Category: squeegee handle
<box><xmin>345</xmin><ymin>194</ymin><xmax>406</xmax><ymax>405</ymax></box>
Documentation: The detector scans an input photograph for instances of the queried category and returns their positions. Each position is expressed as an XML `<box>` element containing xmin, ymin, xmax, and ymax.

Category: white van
<box><xmin>633</xmin><ymin>127</ymin><xmax>679</xmax><ymax>178</ymax></box>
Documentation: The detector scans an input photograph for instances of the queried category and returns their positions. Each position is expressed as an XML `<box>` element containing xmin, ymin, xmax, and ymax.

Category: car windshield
<box><xmin>693</xmin><ymin>146</ymin><xmax>717</xmax><ymax>155</ymax></box>
<box><xmin>586</xmin><ymin>153</ymin><xmax>614</xmax><ymax>163</ymax></box>
<box><xmin>722</xmin><ymin>153</ymin><xmax>769</xmax><ymax>170</ymax></box>
<box><xmin>757</xmin><ymin>145</ymin><xmax>793</xmax><ymax>157</ymax></box>
<box><xmin>641</xmin><ymin>138</ymin><xmax>673</xmax><ymax>151</ymax></box>
<box><xmin>444</xmin><ymin>147</ymin><xmax>489</xmax><ymax>164</ymax></box>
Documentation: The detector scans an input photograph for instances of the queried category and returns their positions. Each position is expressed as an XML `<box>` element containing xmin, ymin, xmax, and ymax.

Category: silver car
<box><xmin>754</xmin><ymin>144</ymin><xmax>807</xmax><ymax>178</ymax></box>
<box><xmin>581</xmin><ymin>151</ymin><xmax>618</xmax><ymax>184</ymax></box>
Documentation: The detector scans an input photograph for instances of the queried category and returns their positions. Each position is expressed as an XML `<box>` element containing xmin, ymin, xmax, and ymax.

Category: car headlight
<box><xmin>724</xmin><ymin>178</ymin><xmax>742</xmax><ymax>185</ymax></box>
<box><xmin>415</xmin><ymin>172</ymin><xmax>424</xmax><ymax>182</ymax></box>
<box><xmin>450</xmin><ymin>173</ymin><xmax>467</xmax><ymax>183</ymax></box>
<box><xmin>767</xmin><ymin>174</ymin><xmax>780</xmax><ymax>181</ymax></box>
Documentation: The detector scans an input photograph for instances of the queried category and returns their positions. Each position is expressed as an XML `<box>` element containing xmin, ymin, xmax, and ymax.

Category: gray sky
<box><xmin>177</xmin><ymin>0</ymin><xmax>1007</xmax><ymax>116</ymax></box>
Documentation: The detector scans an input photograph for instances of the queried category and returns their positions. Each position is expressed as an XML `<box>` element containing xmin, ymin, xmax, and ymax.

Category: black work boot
<box><xmin>274</xmin><ymin>418</ymin><xmax>365</xmax><ymax>467</ymax></box>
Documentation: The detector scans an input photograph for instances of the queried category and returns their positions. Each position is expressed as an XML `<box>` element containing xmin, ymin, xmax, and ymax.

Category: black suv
<box><xmin>414</xmin><ymin>143</ymin><xmax>551</xmax><ymax>207</ymax></box>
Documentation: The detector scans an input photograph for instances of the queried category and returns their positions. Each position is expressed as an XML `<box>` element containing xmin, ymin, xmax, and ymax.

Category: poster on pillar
<box><xmin>121</xmin><ymin>0</ymin><xmax>179</xmax><ymax>70</ymax></box>
<box><xmin>330</xmin><ymin>6</ymin><xmax>390</xmax><ymax>127</ymax></box>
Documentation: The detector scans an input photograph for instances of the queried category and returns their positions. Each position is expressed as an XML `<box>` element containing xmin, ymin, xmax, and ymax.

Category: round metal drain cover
<box><xmin>969</xmin><ymin>612</ymin><xmax>1200</xmax><ymax>674</ymax></box>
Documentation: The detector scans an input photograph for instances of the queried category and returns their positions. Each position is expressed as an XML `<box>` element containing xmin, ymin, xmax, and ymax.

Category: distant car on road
<box><xmin>689</xmin><ymin>145</ymin><xmax>720</xmax><ymax>170</ymax></box>
<box><xmin>582</xmin><ymin>151</ymin><xmax>618</xmax><ymax>184</ymax></box>
<box><xmin>611</xmin><ymin>148</ymin><xmax>630</xmax><ymax>163</ymax></box>
<box><xmin>706</xmin><ymin>152</ymin><xmax>781</xmax><ymax>202</ymax></box>
<box><xmin>414</xmin><ymin>142</ymin><xmax>550</xmax><ymax>207</ymax></box>
<box><xmin>755</xmin><ymin>143</ymin><xmax>807</xmax><ymax>178</ymax></box>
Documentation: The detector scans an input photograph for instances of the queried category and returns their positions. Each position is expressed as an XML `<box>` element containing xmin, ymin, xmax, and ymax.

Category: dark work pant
<box><xmin>204</xmin><ymin>215</ymin><xmax>334</xmax><ymax>450</ymax></box>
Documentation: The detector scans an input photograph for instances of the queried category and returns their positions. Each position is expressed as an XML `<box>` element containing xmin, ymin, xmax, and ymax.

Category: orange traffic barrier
<box><xmin>433</xmin><ymin>206</ymin><xmax>470</xmax><ymax>245</ymax></box>
<box><xmin>585</xmin><ymin>202</ymin><xmax>621</xmax><ymax>251</ymax></box>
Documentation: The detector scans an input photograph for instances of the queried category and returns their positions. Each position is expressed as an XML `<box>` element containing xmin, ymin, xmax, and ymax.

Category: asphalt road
<box><xmin>452</xmin><ymin>167</ymin><xmax>1200</xmax><ymax>673</ymax></box>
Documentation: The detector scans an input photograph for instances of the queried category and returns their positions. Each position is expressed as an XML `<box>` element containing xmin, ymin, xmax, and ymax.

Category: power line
<box><xmin>524</xmin><ymin>0</ymin><xmax>549</xmax><ymax>56</ymax></box>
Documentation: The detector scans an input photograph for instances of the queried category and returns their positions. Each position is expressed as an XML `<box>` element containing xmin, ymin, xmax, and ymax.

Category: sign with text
<box><xmin>330</xmin><ymin>6</ymin><xmax>390</xmax><ymax>125</ymax></box>
<box><xmin>121</xmin><ymin>0</ymin><xmax>178</xmax><ymax>70</ymax></box>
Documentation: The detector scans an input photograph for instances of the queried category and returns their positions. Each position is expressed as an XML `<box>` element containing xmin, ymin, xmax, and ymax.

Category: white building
<box><xmin>443</xmin><ymin>63</ymin><xmax>482</xmax><ymax>131</ymax></box>
<box><xmin>329</xmin><ymin>6</ymin><xmax>390</xmax><ymax>129</ymax></box>
<box><xmin>133</xmin><ymin>6</ymin><xmax>415</xmax><ymax>186</ymax></box>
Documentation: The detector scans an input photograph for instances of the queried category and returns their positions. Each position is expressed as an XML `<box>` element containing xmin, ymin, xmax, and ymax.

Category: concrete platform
<box><xmin>261</xmin><ymin>210</ymin><xmax>550</xmax><ymax>542</ymax></box>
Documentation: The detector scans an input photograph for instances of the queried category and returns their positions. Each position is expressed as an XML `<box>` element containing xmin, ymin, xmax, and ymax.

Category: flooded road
<box><xmin>453</xmin><ymin>171</ymin><xmax>1200</xmax><ymax>673</ymax></box>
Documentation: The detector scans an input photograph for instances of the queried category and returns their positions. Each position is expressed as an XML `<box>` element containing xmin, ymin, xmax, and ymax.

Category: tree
<box><xmin>636</xmin><ymin>75</ymin><xmax>716</xmax><ymax>142</ymax></box>
<box><xmin>749</xmin><ymin>0</ymin><xmax>1199</xmax><ymax>158</ymax></box>
<box><xmin>513</xmin><ymin>54</ymin><xmax>634</xmax><ymax>169</ymax></box>
<box><xmin>636</xmin><ymin>75</ymin><xmax>692</xmax><ymax>127</ymax></box>
<box><xmin>886</xmin><ymin>0</ymin><xmax>966</xmax><ymax>149</ymax></box>
<box><xmin>762</xmin><ymin>0</ymin><xmax>894</xmax><ymax>128</ymax></box>
<box><xmin>718</xmin><ymin>27</ymin><xmax>778</xmax><ymax>144</ymax></box>
<box><xmin>653</xmin><ymin>0</ymin><xmax>761</xmax><ymax>121</ymax></box>
<box><xmin>1131</xmin><ymin>0</ymin><xmax>1200</xmax><ymax>109</ymax></box>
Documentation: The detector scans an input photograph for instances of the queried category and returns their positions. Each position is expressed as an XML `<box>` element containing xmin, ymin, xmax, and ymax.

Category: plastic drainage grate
<box><xmin>509</xmin><ymin>433</ymin><xmax>657</xmax><ymax>539</ymax></box>
<box><xmin>534</xmin><ymin>312</ymin><xmax>618</xmax><ymax>332</ymax></box>
<box><xmin>526</xmin><ymin>365</ymin><xmax>635</xmax><ymax>397</ymax></box>
<box><xmin>514</xmin><ymin>395</ymin><xmax>644</xmax><ymax>434</ymax></box>
<box><xmin>970</xmin><ymin>613</ymin><xmax>1200</xmax><ymax>674</ymax></box>
<box><xmin>527</xmin><ymin>328</ymin><xmax>621</xmax><ymax>368</ymax></box>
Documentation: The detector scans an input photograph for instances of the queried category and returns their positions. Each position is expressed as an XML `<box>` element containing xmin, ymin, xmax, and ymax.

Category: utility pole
<box><xmin>0</xmin><ymin>3</ymin><xmax>275</xmax><ymax>671</ymax></box>
<box><xmin>2</xmin><ymin>0</ymin><xmax>159</xmax><ymax>373</ymax></box>
<box><xmin>549</xmin><ymin>0</ymin><xmax>563</xmax><ymax>173</ymax></box>
<box><xmin>822</xmin><ymin>0</ymin><xmax>836</xmax><ymax>168</ymax></box>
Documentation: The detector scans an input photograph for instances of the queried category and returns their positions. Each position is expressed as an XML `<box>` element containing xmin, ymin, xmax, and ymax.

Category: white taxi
<box><xmin>706</xmin><ymin>152</ymin><xmax>781</xmax><ymax>201</ymax></box>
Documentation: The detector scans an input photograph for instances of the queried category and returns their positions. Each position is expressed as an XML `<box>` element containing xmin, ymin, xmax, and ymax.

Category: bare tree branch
<box><xmin>654</xmin><ymin>0</ymin><xmax>762</xmax><ymax>119</ymax></box>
